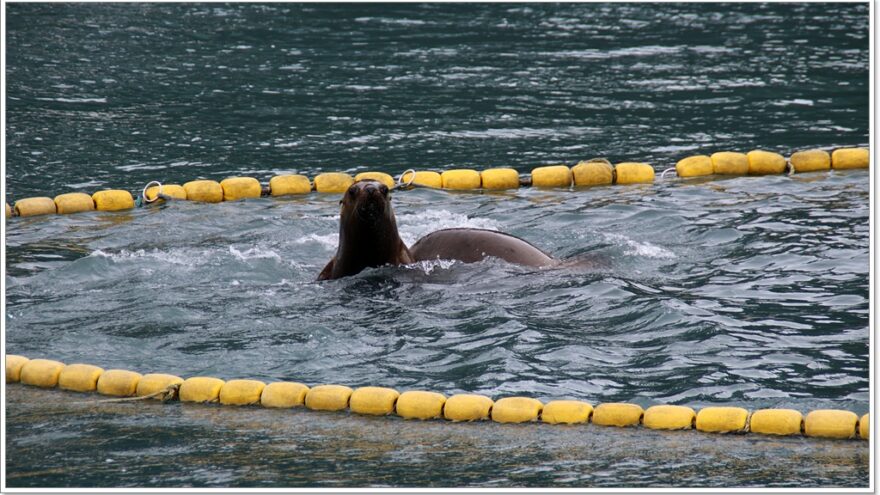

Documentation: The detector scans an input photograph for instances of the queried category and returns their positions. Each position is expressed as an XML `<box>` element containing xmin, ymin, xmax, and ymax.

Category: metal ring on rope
<box><xmin>787</xmin><ymin>161</ymin><xmax>796</xmax><ymax>176</ymax></box>
<box><xmin>393</xmin><ymin>169</ymin><xmax>417</xmax><ymax>191</ymax></box>
<box><xmin>660</xmin><ymin>167</ymin><xmax>677</xmax><ymax>180</ymax></box>
<box><xmin>142</xmin><ymin>181</ymin><xmax>163</xmax><ymax>203</ymax></box>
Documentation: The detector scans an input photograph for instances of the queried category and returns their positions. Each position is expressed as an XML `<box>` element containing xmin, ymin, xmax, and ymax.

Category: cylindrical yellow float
<box><xmin>220</xmin><ymin>177</ymin><xmax>262</xmax><ymax>201</ymax></box>
<box><xmin>789</xmin><ymin>149</ymin><xmax>831</xmax><ymax>173</ymax></box>
<box><xmin>804</xmin><ymin>409</ymin><xmax>858</xmax><ymax>439</ymax></box>
<box><xmin>136</xmin><ymin>373</ymin><xmax>184</xmax><ymax>399</ymax></box>
<box><xmin>5</xmin><ymin>203</ymin><xmax>11</xmax><ymax>218</ymax></box>
<box><xmin>831</xmin><ymin>147</ymin><xmax>869</xmax><ymax>169</ymax></box>
<box><xmin>491</xmin><ymin>397</ymin><xmax>543</xmax><ymax>424</ymax></box>
<box><xmin>179</xmin><ymin>376</ymin><xmax>225</xmax><ymax>403</ymax></box>
<box><xmin>541</xmin><ymin>400</ymin><xmax>593</xmax><ymax>424</ymax></box>
<box><xmin>441</xmin><ymin>169</ymin><xmax>481</xmax><ymax>190</ymax></box>
<box><xmin>183</xmin><ymin>180</ymin><xmax>223</xmax><ymax>203</ymax></box>
<box><xmin>592</xmin><ymin>403</ymin><xmax>644</xmax><ymax>427</ymax></box>
<box><xmin>260</xmin><ymin>382</ymin><xmax>310</xmax><ymax>408</ymax></box>
<box><xmin>643</xmin><ymin>405</ymin><xmax>695</xmax><ymax>430</ymax></box>
<box><xmin>614</xmin><ymin>163</ymin><xmax>654</xmax><ymax>184</ymax></box>
<box><xmin>859</xmin><ymin>414</ymin><xmax>869</xmax><ymax>440</ymax></box>
<box><xmin>6</xmin><ymin>354</ymin><xmax>30</xmax><ymax>382</ymax></box>
<box><xmin>571</xmin><ymin>160</ymin><xmax>613</xmax><ymax>187</ymax></box>
<box><xmin>269</xmin><ymin>175</ymin><xmax>312</xmax><ymax>196</ymax></box>
<box><xmin>443</xmin><ymin>394</ymin><xmax>494</xmax><ymax>421</ymax></box>
<box><xmin>695</xmin><ymin>407</ymin><xmax>749</xmax><ymax>433</ymax></box>
<box><xmin>401</xmin><ymin>171</ymin><xmax>442</xmax><ymax>188</ymax></box>
<box><xmin>711</xmin><ymin>151</ymin><xmax>749</xmax><ymax>175</ymax></box>
<box><xmin>19</xmin><ymin>359</ymin><xmax>65</xmax><ymax>388</ymax></box>
<box><xmin>749</xmin><ymin>409</ymin><xmax>803</xmax><ymax>436</ymax></box>
<box><xmin>531</xmin><ymin>165</ymin><xmax>572</xmax><ymax>188</ymax></box>
<box><xmin>304</xmin><ymin>384</ymin><xmax>353</xmax><ymax>411</ymax></box>
<box><xmin>480</xmin><ymin>168</ymin><xmax>520</xmax><ymax>190</ymax></box>
<box><xmin>747</xmin><ymin>150</ymin><xmax>786</xmax><ymax>175</ymax></box>
<box><xmin>14</xmin><ymin>197</ymin><xmax>56</xmax><ymax>217</ymax></box>
<box><xmin>675</xmin><ymin>155</ymin><xmax>714</xmax><ymax>178</ymax></box>
<box><xmin>395</xmin><ymin>390</ymin><xmax>446</xmax><ymax>420</ymax></box>
<box><xmin>58</xmin><ymin>363</ymin><xmax>105</xmax><ymax>392</ymax></box>
<box><xmin>219</xmin><ymin>379</ymin><xmax>266</xmax><ymax>406</ymax></box>
<box><xmin>354</xmin><ymin>172</ymin><xmax>395</xmax><ymax>189</ymax></box>
<box><xmin>54</xmin><ymin>192</ymin><xmax>95</xmax><ymax>214</ymax></box>
<box><xmin>314</xmin><ymin>173</ymin><xmax>354</xmax><ymax>194</ymax></box>
<box><xmin>145</xmin><ymin>184</ymin><xmax>187</xmax><ymax>202</ymax></box>
<box><xmin>96</xmin><ymin>369</ymin><xmax>142</xmax><ymax>397</ymax></box>
<box><xmin>92</xmin><ymin>190</ymin><xmax>135</xmax><ymax>211</ymax></box>
<box><xmin>349</xmin><ymin>386</ymin><xmax>400</xmax><ymax>416</ymax></box>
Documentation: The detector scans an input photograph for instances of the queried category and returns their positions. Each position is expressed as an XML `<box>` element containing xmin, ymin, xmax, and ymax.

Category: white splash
<box><xmin>91</xmin><ymin>248</ymin><xmax>206</xmax><ymax>266</ymax></box>
<box><xmin>293</xmin><ymin>233</ymin><xmax>339</xmax><ymax>251</ymax></box>
<box><xmin>228</xmin><ymin>246</ymin><xmax>283</xmax><ymax>261</ymax></box>
<box><xmin>397</xmin><ymin>210</ymin><xmax>500</xmax><ymax>245</ymax></box>
<box><xmin>604</xmin><ymin>234</ymin><xmax>676</xmax><ymax>259</ymax></box>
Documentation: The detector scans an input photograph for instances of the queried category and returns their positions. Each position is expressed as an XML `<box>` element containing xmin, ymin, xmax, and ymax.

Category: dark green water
<box><xmin>4</xmin><ymin>2</ymin><xmax>870</xmax><ymax>489</ymax></box>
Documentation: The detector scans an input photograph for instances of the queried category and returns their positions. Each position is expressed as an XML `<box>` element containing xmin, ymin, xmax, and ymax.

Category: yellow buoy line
<box><xmin>4</xmin><ymin>354</ymin><xmax>868</xmax><ymax>441</ymax></box>
<box><xmin>4</xmin><ymin>147</ymin><xmax>869</xmax><ymax>219</ymax></box>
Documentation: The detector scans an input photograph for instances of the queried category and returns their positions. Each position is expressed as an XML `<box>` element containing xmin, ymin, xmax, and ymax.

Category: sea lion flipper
<box><xmin>317</xmin><ymin>258</ymin><xmax>336</xmax><ymax>281</ymax></box>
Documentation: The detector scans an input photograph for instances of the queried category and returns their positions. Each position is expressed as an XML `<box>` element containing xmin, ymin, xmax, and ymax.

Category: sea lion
<box><xmin>317</xmin><ymin>180</ymin><xmax>413</xmax><ymax>280</ymax></box>
<box><xmin>318</xmin><ymin>179</ymin><xmax>557</xmax><ymax>280</ymax></box>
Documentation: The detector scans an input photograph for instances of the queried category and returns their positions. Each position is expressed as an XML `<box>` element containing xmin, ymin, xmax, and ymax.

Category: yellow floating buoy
<box><xmin>349</xmin><ymin>386</ymin><xmax>400</xmax><ymax>416</ymax></box>
<box><xmin>5</xmin><ymin>203</ymin><xmax>11</xmax><ymax>218</ymax></box>
<box><xmin>711</xmin><ymin>151</ymin><xmax>749</xmax><ymax>175</ymax></box>
<box><xmin>14</xmin><ymin>197</ymin><xmax>56</xmax><ymax>217</ymax></box>
<box><xmin>6</xmin><ymin>355</ymin><xmax>30</xmax><ymax>383</ymax></box>
<box><xmin>183</xmin><ymin>180</ymin><xmax>224</xmax><ymax>203</ymax></box>
<box><xmin>859</xmin><ymin>414</ymin><xmax>869</xmax><ymax>440</ymax></box>
<box><xmin>401</xmin><ymin>170</ymin><xmax>442</xmax><ymax>188</ymax></box>
<box><xmin>643</xmin><ymin>405</ymin><xmax>696</xmax><ymax>430</ymax></box>
<box><xmin>804</xmin><ymin>409</ymin><xmax>858</xmax><ymax>439</ymax></box>
<box><xmin>145</xmin><ymin>184</ymin><xmax>187</xmax><ymax>202</ymax></box>
<box><xmin>395</xmin><ymin>390</ymin><xmax>446</xmax><ymax>420</ymax></box>
<box><xmin>220</xmin><ymin>177</ymin><xmax>262</xmax><ymax>201</ymax></box>
<box><xmin>304</xmin><ymin>384</ymin><xmax>353</xmax><ymax>412</ymax></box>
<box><xmin>19</xmin><ymin>359</ymin><xmax>65</xmax><ymax>388</ymax></box>
<box><xmin>675</xmin><ymin>155</ymin><xmax>714</xmax><ymax>178</ymax></box>
<box><xmin>592</xmin><ymin>403</ymin><xmax>644</xmax><ymax>427</ymax></box>
<box><xmin>571</xmin><ymin>160</ymin><xmax>613</xmax><ymax>187</ymax></box>
<box><xmin>480</xmin><ymin>168</ymin><xmax>520</xmax><ymax>190</ymax></box>
<box><xmin>269</xmin><ymin>175</ymin><xmax>311</xmax><ymax>196</ymax></box>
<box><xmin>831</xmin><ymin>147</ymin><xmax>869</xmax><ymax>169</ymax></box>
<box><xmin>443</xmin><ymin>394</ymin><xmax>494</xmax><ymax>421</ymax></box>
<box><xmin>789</xmin><ymin>149</ymin><xmax>831</xmax><ymax>173</ymax></box>
<box><xmin>92</xmin><ymin>190</ymin><xmax>135</xmax><ymax>211</ymax></box>
<box><xmin>695</xmin><ymin>407</ymin><xmax>749</xmax><ymax>433</ymax></box>
<box><xmin>54</xmin><ymin>192</ymin><xmax>95</xmax><ymax>214</ymax></box>
<box><xmin>614</xmin><ymin>163</ymin><xmax>654</xmax><ymax>184</ymax></box>
<box><xmin>441</xmin><ymin>169</ymin><xmax>481</xmax><ymax>190</ymax></box>
<box><xmin>136</xmin><ymin>373</ymin><xmax>184</xmax><ymax>399</ymax></box>
<box><xmin>491</xmin><ymin>397</ymin><xmax>543</xmax><ymax>424</ymax></box>
<box><xmin>541</xmin><ymin>400</ymin><xmax>593</xmax><ymax>425</ymax></box>
<box><xmin>96</xmin><ymin>369</ymin><xmax>143</xmax><ymax>397</ymax></box>
<box><xmin>531</xmin><ymin>165</ymin><xmax>572</xmax><ymax>188</ymax></box>
<box><xmin>57</xmin><ymin>363</ymin><xmax>105</xmax><ymax>392</ymax></box>
<box><xmin>354</xmin><ymin>172</ymin><xmax>395</xmax><ymax>189</ymax></box>
<box><xmin>260</xmin><ymin>381</ymin><xmax>310</xmax><ymax>408</ymax></box>
<box><xmin>749</xmin><ymin>409</ymin><xmax>803</xmax><ymax>436</ymax></box>
<box><xmin>747</xmin><ymin>150</ymin><xmax>786</xmax><ymax>175</ymax></box>
<box><xmin>219</xmin><ymin>379</ymin><xmax>266</xmax><ymax>406</ymax></box>
<box><xmin>179</xmin><ymin>376</ymin><xmax>225</xmax><ymax>403</ymax></box>
<box><xmin>314</xmin><ymin>172</ymin><xmax>354</xmax><ymax>194</ymax></box>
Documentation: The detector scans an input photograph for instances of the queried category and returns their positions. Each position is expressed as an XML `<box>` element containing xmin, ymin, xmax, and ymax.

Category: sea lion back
<box><xmin>410</xmin><ymin>228</ymin><xmax>556</xmax><ymax>268</ymax></box>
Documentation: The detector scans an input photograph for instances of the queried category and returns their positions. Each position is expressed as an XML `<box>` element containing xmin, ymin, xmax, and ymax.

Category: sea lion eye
<box><xmin>379</xmin><ymin>185</ymin><xmax>389</xmax><ymax>196</ymax></box>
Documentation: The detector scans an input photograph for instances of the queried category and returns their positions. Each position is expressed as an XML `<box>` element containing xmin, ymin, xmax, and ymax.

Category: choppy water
<box><xmin>4</xmin><ymin>2</ymin><xmax>871</xmax><ymax>489</ymax></box>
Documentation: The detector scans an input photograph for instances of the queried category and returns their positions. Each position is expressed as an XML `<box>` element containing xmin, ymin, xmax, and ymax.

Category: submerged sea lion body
<box><xmin>318</xmin><ymin>179</ymin><xmax>558</xmax><ymax>280</ymax></box>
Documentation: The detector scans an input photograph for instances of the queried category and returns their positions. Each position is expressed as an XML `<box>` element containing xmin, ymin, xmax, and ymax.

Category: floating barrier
<box><xmin>3</xmin><ymin>147</ymin><xmax>869</xmax><ymax>220</ymax></box>
<box><xmin>4</xmin><ymin>354</ymin><xmax>868</xmax><ymax>442</ymax></box>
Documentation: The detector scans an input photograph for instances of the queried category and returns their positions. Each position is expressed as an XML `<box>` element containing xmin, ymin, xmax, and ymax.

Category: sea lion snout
<box><xmin>346</xmin><ymin>180</ymin><xmax>390</xmax><ymax>220</ymax></box>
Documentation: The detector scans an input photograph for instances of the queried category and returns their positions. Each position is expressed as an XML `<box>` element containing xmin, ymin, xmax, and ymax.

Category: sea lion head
<box><xmin>341</xmin><ymin>179</ymin><xmax>393</xmax><ymax>226</ymax></box>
